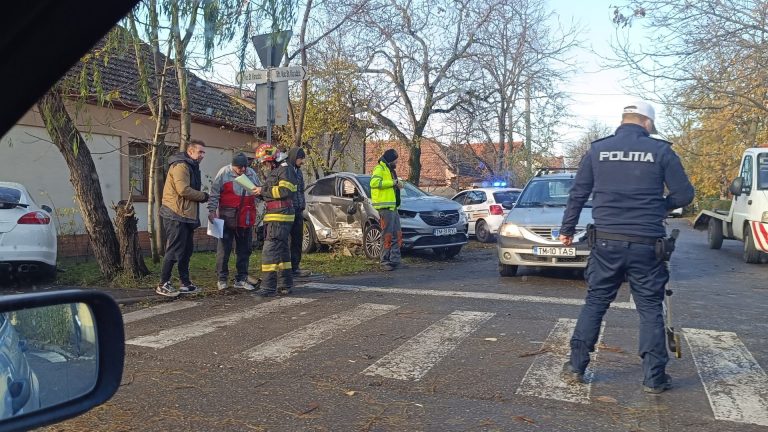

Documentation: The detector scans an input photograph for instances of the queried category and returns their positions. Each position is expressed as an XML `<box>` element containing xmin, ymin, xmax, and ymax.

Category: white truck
<box><xmin>693</xmin><ymin>148</ymin><xmax>768</xmax><ymax>263</ymax></box>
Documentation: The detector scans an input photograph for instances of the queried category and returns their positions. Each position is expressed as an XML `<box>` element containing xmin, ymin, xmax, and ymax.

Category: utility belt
<box><xmin>586</xmin><ymin>225</ymin><xmax>679</xmax><ymax>262</ymax></box>
<box><xmin>265</xmin><ymin>199</ymin><xmax>293</xmax><ymax>211</ymax></box>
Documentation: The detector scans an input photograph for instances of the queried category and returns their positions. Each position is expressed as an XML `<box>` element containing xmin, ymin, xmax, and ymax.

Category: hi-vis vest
<box><xmin>370</xmin><ymin>161</ymin><xmax>397</xmax><ymax>210</ymax></box>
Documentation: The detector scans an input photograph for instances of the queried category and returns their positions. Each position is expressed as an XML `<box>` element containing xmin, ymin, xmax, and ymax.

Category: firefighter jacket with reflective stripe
<box><xmin>261</xmin><ymin>162</ymin><xmax>297</xmax><ymax>223</ymax></box>
<box><xmin>370</xmin><ymin>161</ymin><xmax>397</xmax><ymax>210</ymax></box>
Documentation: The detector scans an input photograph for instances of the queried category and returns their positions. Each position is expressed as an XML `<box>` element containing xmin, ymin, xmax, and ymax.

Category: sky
<box><xmin>547</xmin><ymin>0</ymin><xmax>654</xmax><ymax>146</ymax></box>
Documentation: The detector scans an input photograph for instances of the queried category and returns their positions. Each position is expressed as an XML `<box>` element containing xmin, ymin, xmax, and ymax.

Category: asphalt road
<box><xmin>41</xmin><ymin>219</ymin><xmax>768</xmax><ymax>432</ymax></box>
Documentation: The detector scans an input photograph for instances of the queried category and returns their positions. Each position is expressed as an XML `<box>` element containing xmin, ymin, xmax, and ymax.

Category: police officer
<box><xmin>558</xmin><ymin>101</ymin><xmax>694</xmax><ymax>394</ymax></box>
<box><xmin>253</xmin><ymin>143</ymin><xmax>298</xmax><ymax>297</ymax></box>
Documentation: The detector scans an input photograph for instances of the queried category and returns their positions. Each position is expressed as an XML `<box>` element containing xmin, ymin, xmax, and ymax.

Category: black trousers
<box><xmin>289</xmin><ymin>215</ymin><xmax>304</xmax><ymax>271</ymax></box>
<box><xmin>216</xmin><ymin>226</ymin><xmax>253</xmax><ymax>282</ymax></box>
<box><xmin>261</xmin><ymin>221</ymin><xmax>293</xmax><ymax>293</ymax></box>
<box><xmin>160</xmin><ymin>218</ymin><xmax>195</xmax><ymax>285</ymax></box>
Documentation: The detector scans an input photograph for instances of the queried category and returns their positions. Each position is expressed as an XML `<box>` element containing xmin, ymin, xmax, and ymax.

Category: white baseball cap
<box><xmin>622</xmin><ymin>100</ymin><xmax>657</xmax><ymax>133</ymax></box>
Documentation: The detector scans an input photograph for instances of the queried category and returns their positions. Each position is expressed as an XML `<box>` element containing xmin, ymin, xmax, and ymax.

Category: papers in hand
<box><xmin>207</xmin><ymin>218</ymin><xmax>224</xmax><ymax>239</ymax></box>
<box><xmin>235</xmin><ymin>174</ymin><xmax>257</xmax><ymax>190</ymax></box>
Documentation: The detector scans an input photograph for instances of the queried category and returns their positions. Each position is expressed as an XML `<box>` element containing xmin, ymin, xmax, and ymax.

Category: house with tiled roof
<box><xmin>0</xmin><ymin>34</ymin><xmax>261</xmax><ymax>257</ymax></box>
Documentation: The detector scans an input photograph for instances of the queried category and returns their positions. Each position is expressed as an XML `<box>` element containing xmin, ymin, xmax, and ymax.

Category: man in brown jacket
<box><xmin>156</xmin><ymin>139</ymin><xmax>209</xmax><ymax>297</ymax></box>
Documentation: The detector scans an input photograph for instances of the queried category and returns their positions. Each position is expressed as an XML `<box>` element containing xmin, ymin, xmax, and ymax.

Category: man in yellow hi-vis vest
<box><xmin>370</xmin><ymin>149</ymin><xmax>405</xmax><ymax>271</ymax></box>
<box><xmin>254</xmin><ymin>143</ymin><xmax>297</xmax><ymax>296</ymax></box>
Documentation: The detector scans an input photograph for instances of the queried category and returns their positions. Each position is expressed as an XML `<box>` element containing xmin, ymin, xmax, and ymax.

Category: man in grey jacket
<box><xmin>208</xmin><ymin>153</ymin><xmax>262</xmax><ymax>291</ymax></box>
<box><xmin>287</xmin><ymin>147</ymin><xmax>311</xmax><ymax>278</ymax></box>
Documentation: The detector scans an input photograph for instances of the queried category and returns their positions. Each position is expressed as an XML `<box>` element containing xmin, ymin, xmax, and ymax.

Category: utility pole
<box><xmin>525</xmin><ymin>81</ymin><xmax>532</xmax><ymax>179</ymax></box>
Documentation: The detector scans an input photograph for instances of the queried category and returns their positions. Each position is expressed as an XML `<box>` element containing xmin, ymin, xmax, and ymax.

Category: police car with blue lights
<box><xmin>451</xmin><ymin>183</ymin><xmax>522</xmax><ymax>243</ymax></box>
<box><xmin>496</xmin><ymin>168</ymin><xmax>594</xmax><ymax>276</ymax></box>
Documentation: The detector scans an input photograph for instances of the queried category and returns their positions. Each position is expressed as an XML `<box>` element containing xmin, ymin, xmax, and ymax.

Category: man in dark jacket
<box><xmin>253</xmin><ymin>143</ymin><xmax>298</xmax><ymax>297</ymax></box>
<box><xmin>287</xmin><ymin>147</ymin><xmax>311</xmax><ymax>278</ymax></box>
<box><xmin>156</xmin><ymin>139</ymin><xmax>210</xmax><ymax>297</ymax></box>
<box><xmin>558</xmin><ymin>101</ymin><xmax>694</xmax><ymax>394</ymax></box>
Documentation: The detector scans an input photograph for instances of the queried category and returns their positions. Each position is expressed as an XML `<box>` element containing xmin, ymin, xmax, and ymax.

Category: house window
<box><xmin>129</xmin><ymin>142</ymin><xmax>150</xmax><ymax>201</ymax></box>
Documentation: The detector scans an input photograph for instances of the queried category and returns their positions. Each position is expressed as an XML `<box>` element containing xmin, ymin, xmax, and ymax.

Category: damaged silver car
<box><xmin>303</xmin><ymin>173</ymin><xmax>469</xmax><ymax>259</ymax></box>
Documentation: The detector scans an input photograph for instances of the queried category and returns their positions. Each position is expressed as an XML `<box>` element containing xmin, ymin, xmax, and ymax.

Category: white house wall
<box><xmin>0</xmin><ymin>124</ymin><xmax>121</xmax><ymax>235</ymax></box>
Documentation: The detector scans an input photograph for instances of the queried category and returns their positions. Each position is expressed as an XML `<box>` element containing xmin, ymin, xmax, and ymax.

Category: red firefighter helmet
<box><xmin>254</xmin><ymin>143</ymin><xmax>285</xmax><ymax>163</ymax></box>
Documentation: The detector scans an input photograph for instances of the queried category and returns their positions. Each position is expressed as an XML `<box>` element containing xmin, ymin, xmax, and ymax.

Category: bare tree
<box><xmin>350</xmin><ymin>0</ymin><xmax>496</xmax><ymax>184</ymax></box>
<box><xmin>565</xmin><ymin>122</ymin><xmax>613</xmax><ymax>167</ymax></box>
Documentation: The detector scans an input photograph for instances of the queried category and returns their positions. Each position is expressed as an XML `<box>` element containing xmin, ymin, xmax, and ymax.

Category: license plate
<box><xmin>434</xmin><ymin>227</ymin><xmax>457</xmax><ymax>236</ymax></box>
<box><xmin>533</xmin><ymin>246</ymin><xmax>576</xmax><ymax>256</ymax></box>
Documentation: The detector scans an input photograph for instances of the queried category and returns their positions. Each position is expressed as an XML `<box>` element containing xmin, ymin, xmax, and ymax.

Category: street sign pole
<box><xmin>266</xmin><ymin>47</ymin><xmax>274</xmax><ymax>146</ymax></box>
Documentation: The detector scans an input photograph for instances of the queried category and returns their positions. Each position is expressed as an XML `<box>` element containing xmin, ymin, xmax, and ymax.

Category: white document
<box><xmin>206</xmin><ymin>218</ymin><xmax>224</xmax><ymax>239</ymax></box>
<box><xmin>235</xmin><ymin>174</ymin><xmax>257</xmax><ymax>190</ymax></box>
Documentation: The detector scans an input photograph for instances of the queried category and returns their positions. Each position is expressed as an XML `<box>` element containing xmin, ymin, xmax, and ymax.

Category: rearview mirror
<box><xmin>0</xmin><ymin>290</ymin><xmax>124</xmax><ymax>432</ymax></box>
<box><xmin>41</xmin><ymin>205</ymin><xmax>52</xmax><ymax>213</ymax></box>
<box><xmin>346</xmin><ymin>204</ymin><xmax>358</xmax><ymax>215</ymax></box>
<box><xmin>352</xmin><ymin>195</ymin><xmax>365</xmax><ymax>203</ymax></box>
<box><xmin>501</xmin><ymin>201</ymin><xmax>514</xmax><ymax>210</ymax></box>
<box><xmin>728</xmin><ymin>177</ymin><xmax>744</xmax><ymax>196</ymax></box>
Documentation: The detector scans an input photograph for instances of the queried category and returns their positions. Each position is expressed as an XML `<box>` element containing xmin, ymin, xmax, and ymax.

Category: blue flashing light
<box><xmin>500</xmin><ymin>182</ymin><xmax>507</xmax><ymax>187</ymax></box>
<box><xmin>492</xmin><ymin>182</ymin><xmax>501</xmax><ymax>187</ymax></box>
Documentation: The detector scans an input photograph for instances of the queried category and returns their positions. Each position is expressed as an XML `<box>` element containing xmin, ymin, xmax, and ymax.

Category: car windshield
<box><xmin>356</xmin><ymin>175</ymin><xmax>427</xmax><ymax>198</ymax></box>
<box><xmin>493</xmin><ymin>191</ymin><xmax>520</xmax><ymax>204</ymax></box>
<box><xmin>759</xmin><ymin>153</ymin><xmax>768</xmax><ymax>190</ymax></box>
<box><xmin>515</xmin><ymin>178</ymin><xmax>592</xmax><ymax>208</ymax></box>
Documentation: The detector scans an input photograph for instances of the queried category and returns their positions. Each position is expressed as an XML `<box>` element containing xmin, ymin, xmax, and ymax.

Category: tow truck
<box><xmin>692</xmin><ymin>148</ymin><xmax>768</xmax><ymax>263</ymax></box>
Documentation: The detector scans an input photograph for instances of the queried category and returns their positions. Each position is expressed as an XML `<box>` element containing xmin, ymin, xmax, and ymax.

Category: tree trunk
<box><xmin>114</xmin><ymin>200</ymin><xmax>150</xmax><ymax>278</ymax></box>
<box><xmin>175</xmin><ymin>60</ymin><xmax>191</xmax><ymax>152</ymax></box>
<box><xmin>408</xmin><ymin>143</ymin><xmax>422</xmax><ymax>185</ymax></box>
<box><xmin>37</xmin><ymin>89</ymin><xmax>122</xmax><ymax>278</ymax></box>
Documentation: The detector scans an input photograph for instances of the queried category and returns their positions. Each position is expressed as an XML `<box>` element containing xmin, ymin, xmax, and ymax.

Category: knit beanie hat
<box><xmin>232</xmin><ymin>153</ymin><xmax>249</xmax><ymax>167</ymax></box>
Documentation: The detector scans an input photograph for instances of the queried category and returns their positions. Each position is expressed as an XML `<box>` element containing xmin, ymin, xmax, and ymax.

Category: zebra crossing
<box><xmin>123</xmin><ymin>294</ymin><xmax>768</xmax><ymax>428</ymax></box>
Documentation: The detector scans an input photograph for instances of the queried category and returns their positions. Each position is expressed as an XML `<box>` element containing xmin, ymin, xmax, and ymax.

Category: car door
<box><xmin>331</xmin><ymin>177</ymin><xmax>365</xmax><ymax>242</ymax></box>
<box><xmin>465</xmin><ymin>190</ymin><xmax>488</xmax><ymax>224</ymax></box>
<box><xmin>732</xmin><ymin>154</ymin><xmax>753</xmax><ymax>238</ymax></box>
<box><xmin>451</xmin><ymin>192</ymin><xmax>470</xmax><ymax>232</ymax></box>
<box><xmin>305</xmin><ymin>177</ymin><xmax>337</xmax><ymax>237</ymax></box>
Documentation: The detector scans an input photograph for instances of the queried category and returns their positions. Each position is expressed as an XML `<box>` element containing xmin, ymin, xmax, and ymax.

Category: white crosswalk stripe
<box><xmin>363</xmin><ymin>310</ymin><xmax>494</xmax><ymax>381</ymax></box>
<box><xmin>122</xmin><ymin>301</ymin><xmax>200</xmax><ymax>324</ymax></box>
<box><xmin>126</xmin><ymin>297</ymin><xmax>314</xmax><ymax>349</ymax></box>
<box><xmin>516</xmin><ymin>318</ymin><xmax>604</xmax><ymax>404</ymax></box>
<box><xmin>684</xmin><ymin>328</ymin><xmax>768</xmax><ymax>427</ymax></box>
<box><xmin>303</xmin><ymin>282</ymin><xmax>636</xmax><ymax>309</ymax></box>
<box><xmin>241</xmin><ymin>303</ymin><xmax>399</xmax><ymax>362</ymax></box>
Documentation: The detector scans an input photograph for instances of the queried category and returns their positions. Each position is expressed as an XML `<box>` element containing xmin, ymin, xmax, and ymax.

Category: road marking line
<box><xmin>363</xmin><ymin>311</ymin><xmax>495</xmax><ymax>381</ymax></box>
<box><xmin>304</xmin><ymin>282</ymin><xmax>635</xmax><ymax>310</ymax></box>
<box><xmin>683</xmin><ymin>328</ymin><xmax>768</xmax><ymax>426</ymax></box>
<box><xmin>516</xmin><ymin>318</ymin><xmax>604</xmax><ymax>404</ymax></box>
<box><xmin>122</xmin><ymin>301</ymin><xmax>200</xmax><ymax>324</ymax></box>
<box><xmin>126</xmin><ymin>297</ymin><xmax>314</xmax><ymax>349</ymax></box>
<box><xmin>241</xmin><ymin>303</ymin><xmax>398</xmax><ymax>362</ymax></box>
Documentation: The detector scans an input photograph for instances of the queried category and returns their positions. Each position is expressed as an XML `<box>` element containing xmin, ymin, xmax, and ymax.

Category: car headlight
<box><xmin>763</xmin><ymin>211</ymin><xmax>768</xmax><ymax>223</ymax></box>
<box><xmin>398</xmin><ymin>209</ymin><xmax>417</xmax><ymax>218</ymax></box>
<box><xmin>459</xmin><ymin>210</ymin><xmax>468</xmax><ymax>223</ymax></box>
<box><xmin>500</xmin><ymin>223</ymin><xmax>523</xmax><ymax>237</ymax></box>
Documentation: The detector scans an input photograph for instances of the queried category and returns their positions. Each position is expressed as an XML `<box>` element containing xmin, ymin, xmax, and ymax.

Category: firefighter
<box><xmin>254</xmin><ymin>143</ymin><xmax>297</xmax><ymax>296</ymax></box>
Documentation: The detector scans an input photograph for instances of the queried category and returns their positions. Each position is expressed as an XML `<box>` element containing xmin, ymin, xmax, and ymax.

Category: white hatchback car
<box><xmin>451</xmin><ymin>187</ymin><xmax>522</xmax><ymax>242</ymax></box>
<box><xmin>0</xmin><ymin>182</ymin><xmax>57</xmax><ymax>279</ymax></box>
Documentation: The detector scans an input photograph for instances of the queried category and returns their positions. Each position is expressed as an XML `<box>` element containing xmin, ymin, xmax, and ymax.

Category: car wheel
<box><xmin>433</xmin><ymin>245</ymin><xmax>462</xmax><ymax>260</ymax></box>
<box><xmin>302</xmin><ymin>219</ymin><xmax>317</xmax><ymax>254</ymax></box>
<box><xmin>475</xmin><ymin>220</ymin><xmax>493</xmax><ymax>243</ymax></box>
<box><xmin>363</xmin><ymin>224</ymin><xmax>383</xmax><ymax>259</ymax></box>
<box><xmin>707</xmin><ymin>218</ymin><xmax>723</xmax><ymax>250</ymax></box>
<box><xmin>499</xmin><ymin>263</ymin><xmax>518</xmax><ymax>277</ymax></box>
<box><xmin>744</xmin><ymin>224</ymin><xmax>761</xmax><ymax>264</ymax></box>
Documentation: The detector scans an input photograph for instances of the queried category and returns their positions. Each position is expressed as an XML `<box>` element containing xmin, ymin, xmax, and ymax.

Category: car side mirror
<box><xmin>41</xmin><ymin>205</ymin><xmax>52</xmax><ymax>213</ymax></box>
<box><xmin>352</xmin><ymin>195</ymin><xmax>365</xmax><ymax>203</ymax></box>
<box><xmin>729</xmin><ymin>177</ymin><xmax>744</xmax><ymax>196</ymax></box>
<box><xmin>346</xmin><ymin>204</ymin><xmax>358</xmax><ymax>215</ymax></box>
<box><xmin>501</xmin><ymin>201</ymin><xmax>514</xmax><ymax>210</ymax></box>
<box><xmin>0</xmin><ymin>290</ymin><xmax>124</xmax><ymax>431</ymax></box>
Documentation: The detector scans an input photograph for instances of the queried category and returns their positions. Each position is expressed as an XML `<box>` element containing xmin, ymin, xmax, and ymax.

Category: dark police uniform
<box><xmin>560</xmin><ymin>123</ymin><xmax>694</xmax><ymax>389</ymax></box>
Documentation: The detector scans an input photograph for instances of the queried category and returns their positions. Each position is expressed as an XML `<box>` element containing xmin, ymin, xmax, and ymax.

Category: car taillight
<box><xmin>490</xmin><ymin>205</ymin><xmax>504</xmax><ymax>215</ymax></box>
<box><xmin>18</xmin><ymin>211</ymin><xmax>50</xmax><ymax>224</ymax></box>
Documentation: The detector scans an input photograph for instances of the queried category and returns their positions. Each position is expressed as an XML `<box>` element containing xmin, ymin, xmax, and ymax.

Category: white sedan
<box><xmin>0</xmin><ymin>182</ymin><xmax>57</xmax><ymax>279</ymax></box>
<box><xmin>451</xmin><ymin>187</ymin><xmax>522</xmax><ymax>243</ymax></box>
